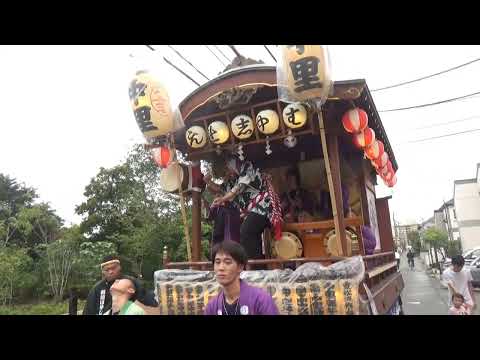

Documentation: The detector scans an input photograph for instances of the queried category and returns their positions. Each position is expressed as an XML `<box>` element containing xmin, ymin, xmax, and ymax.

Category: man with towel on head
<box><xmin>82</xmin><ymin>255</ymin><xmax>157</xmax><ymax>315</ymax></box>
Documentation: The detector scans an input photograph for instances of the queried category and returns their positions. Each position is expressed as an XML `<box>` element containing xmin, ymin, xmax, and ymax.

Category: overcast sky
<box><xmin>1</xmin><ymin>45</ymin><xmax>479</xmax><ymax>226</ymax></box>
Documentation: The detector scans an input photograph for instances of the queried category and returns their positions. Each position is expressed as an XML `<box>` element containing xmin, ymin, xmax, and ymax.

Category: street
<box><xmin>400</xmin><ymin>253</ymin><xmax>479</xmax><ymax>315</ymax></box>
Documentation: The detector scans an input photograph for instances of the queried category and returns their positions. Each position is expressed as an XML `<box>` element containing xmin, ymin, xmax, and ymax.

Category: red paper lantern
<box><xmin>342</xmin><ymin>108</ymin><xmax>368</xmax><ymax>134</ymax></box>
<box><xmin>365</xmin><ymin>140</ymin><xmax>385</xmax><ymax>160</ymax></box>
<box><xmin>380</xmin><ymin>160</ymin><xmax>394</xmax><ymax>177</ymax></box>
<box><xmin>352</xmin><ymin>127</ymin><xmax>375</xmax><ymax>149</ymax></box>
<box><xmin>387</xmin><ymin>174</ymin><xmax>397</xmax><ymax>187</ymax></box>
<box><xmin>152</xmin><ymin>146</ymin><xmax>172</xmax><ymax>168</ymax></box>
<box><xmin>384</xmin><ymin>171</ymin><xmax>394</xmax><ymax>182</ymax></box>
<box><xmin>374</xmin><ymin>152</ymin><xmax>389</xmax><ymax>169</ymax></box>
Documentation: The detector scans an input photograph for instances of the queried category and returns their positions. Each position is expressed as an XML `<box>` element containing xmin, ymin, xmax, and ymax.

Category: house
<box><xmin>433</xmin><ymin>199</ymin><xmax>460</xmax><ymax>241</ymax></box>
<box><xmin>453</xmin><ymin>163</ymin><xmax>480</xmax><ymax>251</ymax></box>
<box><xmin>420</xmin><ymin>216</ymin><xmax>435</xmax><ymax>231</ymax></box>
<box><xmin>395</xmin><ymin>223</ymin><xmax>420</xmax><ymax>249</ymax></box>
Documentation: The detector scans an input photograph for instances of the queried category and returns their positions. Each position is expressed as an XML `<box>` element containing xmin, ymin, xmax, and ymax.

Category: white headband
<box><xmin>100</xmin><ymin>259</ymin><xmax>120</xmax><ymax>269</ymax></box>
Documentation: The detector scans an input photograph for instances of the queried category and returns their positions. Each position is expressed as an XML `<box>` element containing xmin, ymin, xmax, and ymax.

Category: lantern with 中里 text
<box><xmin>282</xmin><ymin>103</ymin><xmax>308</xmax><ymax>129</ymax></box>
<box><xmin>185</xmin><ymin>126</ymin><xmax>207</xmax><ymax>149</ymax></box>
<box><xmin>208</xmin><ymin>121</ymin><xmax>230</xmax><ymax>144</ymax></box>
<box><xmin>129</xmin><ymin>71</ymin><xmax>174</xmax><ymax>139</ymax></box>
<box><xmin>342</xmin><ymin>108</ymin><xmax>368</xmax><ymax>134</ymax></box>
<box><xmin>352</xmin><ymin>127</ymin><xmax>375</xmax><ymax>149</ymax></box>
<box><xmin>256</xmin><ymin>109</ymin><xmax>280</xmax><ymax>135</ymax></box>
<box><xmin>152</xmin><ymin>146</ymin><xmax>172</xmax><ymax>168</ymax></box>
<box><xmin>276</xmin><ymin>45</ymin><xmax>333</xmax><ymax>104</ymax></box>
<box><xmin>231</xmin><ymin>115</ymin><xmax>254</xmax><ymax>140</ymax></box>
<box><xmin>365</xmin><ymin>140</ymin><xmax>385</xmax><ymax>160</ymax></box>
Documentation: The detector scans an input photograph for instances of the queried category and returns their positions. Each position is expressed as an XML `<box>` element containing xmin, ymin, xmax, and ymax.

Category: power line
<box><xmin>167</xmin><ymin>45</ymin><xmax>210</xmax><ymax>81</ymax></box>
<box><xmin>264</xmin><ymin>45</ymin><xmax>277</xmax><ymax>63</ymax></box>
<box><xmin>404</xmin><ymin>128</ymin><xmax>480</xmax><ymax>144</ymax></box>
<box><xmin>144</xmin><ymin>45</ymin><xmax>200</xmax><ymax>86</ymax></box>
<box><xmin>371</xmin><ymin>57</ymin><xmax>480</xmax><ymax>92</ymax></box>
<box><xmin>213</xmin><ymin>45</ymin><xmax>232</xmax><ymax>62</ymax></box>
<box><xmin>205</xmin><ymin>45</ymin><xmax>228</xmax><ymax>67</ymax></box>
<box><xmin>162</xmin><ymin>57</ymin><xmax>201</xmax><ymax>87</ymax></box>
<box><xmin>413</xmin><ymin>115</ymin><xmax>480</xmax><ymax>130</ymax></box>
<box><xmin>378</xmin><ymin>90</ymin><xmax>480</xmax><ymax>112</ymax></box>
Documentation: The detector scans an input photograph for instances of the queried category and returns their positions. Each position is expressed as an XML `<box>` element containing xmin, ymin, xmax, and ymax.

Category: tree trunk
<box><xmin>433</xmin><ymin>245</ymin><xmax>441</xmax><ymax>274</ymax></box>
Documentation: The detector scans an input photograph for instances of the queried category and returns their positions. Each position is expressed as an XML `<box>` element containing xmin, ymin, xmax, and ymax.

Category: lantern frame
<box><xmin>180</xmin><ymin>98</ymin><xmax>316</xmax><ymax>156</ymax></box>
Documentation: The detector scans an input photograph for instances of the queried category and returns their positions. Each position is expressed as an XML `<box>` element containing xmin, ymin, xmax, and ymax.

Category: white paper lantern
<box><xmin>185</xmin><ymin>126</ymin><xmax>207</xmax><ymax>148</ymax></box>
<box><xmin>282</xmin><ymin>103</ymin><xmax>308</xmax><ymax>129</ymax></box>
<box><xmin>256</xmin><ymin>109</ymin><xmax>279</xmax><ymax>135</ymax></box>
<box><xmin>208</xmin><ymin>121</ymin><xmax>230</xmax><ymax>144</ymax></box>
<box><xmin>231</xmin><ymin>115</ymin><xmax>254</xmax><ymax>139</ymax></box>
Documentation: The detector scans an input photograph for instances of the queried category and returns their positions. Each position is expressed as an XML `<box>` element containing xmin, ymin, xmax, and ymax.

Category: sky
<box><xmin>1</xmin><ymin>45</ymin><xmax>479</xmax><ymax>226</ymax></box>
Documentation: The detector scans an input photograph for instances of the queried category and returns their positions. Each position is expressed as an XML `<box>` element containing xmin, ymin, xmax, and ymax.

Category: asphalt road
<box><xmin>400</xmin><ymin>254</ymin><xmax>479</xmax><ymax>315</ymax></box>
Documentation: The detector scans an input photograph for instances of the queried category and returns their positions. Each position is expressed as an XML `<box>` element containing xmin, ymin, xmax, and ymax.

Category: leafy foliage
<box><xmin>0</xmin><ymin>143</ymin><xmax>212</xmax><ymax>306</ymax></box>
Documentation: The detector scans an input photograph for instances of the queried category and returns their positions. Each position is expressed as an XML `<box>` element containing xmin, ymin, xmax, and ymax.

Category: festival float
<box><xmin>129</xmin><ymin>45</ymin><xmax>403</xmax><ymax>315</ymax></box>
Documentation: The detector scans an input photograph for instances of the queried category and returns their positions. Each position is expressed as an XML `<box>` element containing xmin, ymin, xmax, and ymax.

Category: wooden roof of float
<box><xmin>177</xmin><ymin>65</ymin><xmax>398</xmax><ymax>172</ymax></box>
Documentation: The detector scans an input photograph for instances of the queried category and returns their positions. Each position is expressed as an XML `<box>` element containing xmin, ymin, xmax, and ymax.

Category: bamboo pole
<box><xmin>317</xmin><ymin>109</ymin><xmax>346</xmax><ymax>256</ymax></box>
<box><xmin>170</xmin><ymin>135</ymin><xmax>192</xmax><ymax>262</ymax></box>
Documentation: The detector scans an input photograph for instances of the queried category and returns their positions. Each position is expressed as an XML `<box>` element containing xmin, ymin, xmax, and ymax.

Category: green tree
<box><xmin>407</xmin><ymin>230</ymin><xmax>422</xmax><ymax>253</ymax></box>
<box><xmin>422</xmin><ymin>228</ymin><xmax>448</xmax><ymax>272</ymax></box>
<box><xmin>70</xmin><ymin>240</ymin><xmax>117</xmax><ymax>292</ymax></box>
<box><xmin>0</xmin><ymin>247</ymin><xmax>36</xmax><ymax>305</ymax></box>
<box><xmin>34</xmin><ymin>226</ymin><xmax>84</xmax><ymax>302</ymax></box>
<box><xmin>0</xmin><ymin>174</ymin><xmax>41</xmax><ymax>247</ymax></box>
<box><xmin>0</xmin><ymin>174</ymin><xmax>37</xmax><ymax>215</ymax></box>
<box><xmin>446</xmin><ymin>240</ymin><xmax>462</xmax><ymax>258</ymax></box>
<box><xmin>16</xmin><ymin>203</ymin><xmax>63</xmax><ymax>248</ymax></box>
<box><xmin>75</xmin><ymin>144</ymin><xmax>193</xmax><ymax>278</ymax></box>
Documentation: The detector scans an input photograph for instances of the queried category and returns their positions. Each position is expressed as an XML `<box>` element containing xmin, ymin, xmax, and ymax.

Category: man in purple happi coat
<box><xmin>204</xmin><ymin>241</ymin><xmax>279</xmax><ymax>315</ymax></box>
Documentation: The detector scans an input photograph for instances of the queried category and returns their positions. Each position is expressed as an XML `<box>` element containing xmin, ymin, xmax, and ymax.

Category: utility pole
<box><xmin>443</xmin><ymin>199</ymin><xmax>454</xmax><ymax>242</ymax></box>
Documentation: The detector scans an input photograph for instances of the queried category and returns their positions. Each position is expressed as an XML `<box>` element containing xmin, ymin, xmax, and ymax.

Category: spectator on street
<box><xmin>83</xmin><ymin>255</ymin><xmax>157</xmax><ymax>315</ymax></box>
<box><xmin>407</xmin><ymin>249</ymin><xmax>415</xmax><ymax>270</ymax></box>
<box><xmin>448</xmin><ymin>293</ymin><xmax>470</xmax><ymax>315</ymax></box>
<box><xmin>442</xmin><ymin>255</ymin><xmax>476</xmax><ymax>312</ymax></box>
<box><xmin>395</xmin><ymin>249</ymin><xmax>401</xmax><ymax>270</ymax></box>
<box><xmin>107</xmin><ymin>278</ymin><xmax>145</xmax><ymax>315</ymax></box>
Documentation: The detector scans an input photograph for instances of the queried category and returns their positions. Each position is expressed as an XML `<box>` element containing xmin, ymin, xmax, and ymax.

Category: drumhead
<box><xmin>159</xmin><ymin>162</ymin><xmax>184</xmax><ymax>192</ymax></box>
<box><xmin>272</xmin><ymin>232</ymin><xmax>303</xmax><ymax>260</ymax></box>
<box><xmin>325</xmin><ymin>230</ymin><xmax>354</xmax><ymax>256</ymax></box>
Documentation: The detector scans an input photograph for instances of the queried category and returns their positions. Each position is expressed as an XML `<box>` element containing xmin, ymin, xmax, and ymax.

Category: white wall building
<box><xmin>434</xmin><ymin>199</ymin><xmax>460</xmax><ymax>241</ymax></box>
<box><xmin>453</xmin><ymin>164</ymin><xmax>480</xmax><ymax>251</ymax></box>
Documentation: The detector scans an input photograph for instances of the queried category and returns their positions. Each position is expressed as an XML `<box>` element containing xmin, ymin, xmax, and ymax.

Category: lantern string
<box><xmin>371</xmin><ymin>57</ymin><xmax>480</xmax><ymax>92</ymax></box>
<box><xmin>205</xmin><ymin>45</ymin><xmax>228</xmax><ymax>67</ymax></box>
<box><xmin>263</xmin><ymin>45</ymin><xmax>277</xmax><ymax>63</ymax></box>
<box><xmin>144</xmin><ymin>45</ymin><xmax>201</xmax><ymax>87</ymax></box>
<box><xmin>378</xmin><ymin>90</ymin><xmax>480</xmax><ymax>112</ymax></box>
<box><xmin>213</xmin><ymin>45</ymin><xmax>232</xmax><ymax>62</ymax></box>
<box><xmin>167</xmin><ymin>45</ymin><xmax>210</xmax><ymax>81</ymax></box>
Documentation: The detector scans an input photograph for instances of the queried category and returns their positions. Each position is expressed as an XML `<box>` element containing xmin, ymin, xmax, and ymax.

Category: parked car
<box><xmin>442</xmin><ymin>247</ymin><xmax>480</xmax><ymax>269</ymax></box>
<box><xmin>465</xmin><ymin>257</ymin><xmax>480</xmax><ymax>288</ymax></box>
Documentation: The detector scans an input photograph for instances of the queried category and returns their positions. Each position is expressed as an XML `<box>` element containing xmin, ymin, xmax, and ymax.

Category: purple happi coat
<box><xmin>204</xmin><ymin>280</ymin><xmax>279</xmax><ymax>315</ymax></box>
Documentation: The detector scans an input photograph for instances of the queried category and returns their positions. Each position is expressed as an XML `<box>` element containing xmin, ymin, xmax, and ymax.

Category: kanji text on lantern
<box><xmin>289</xmin><ymin>56</ymin><xmax>322</xmax><ymax>93</ymax></box>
